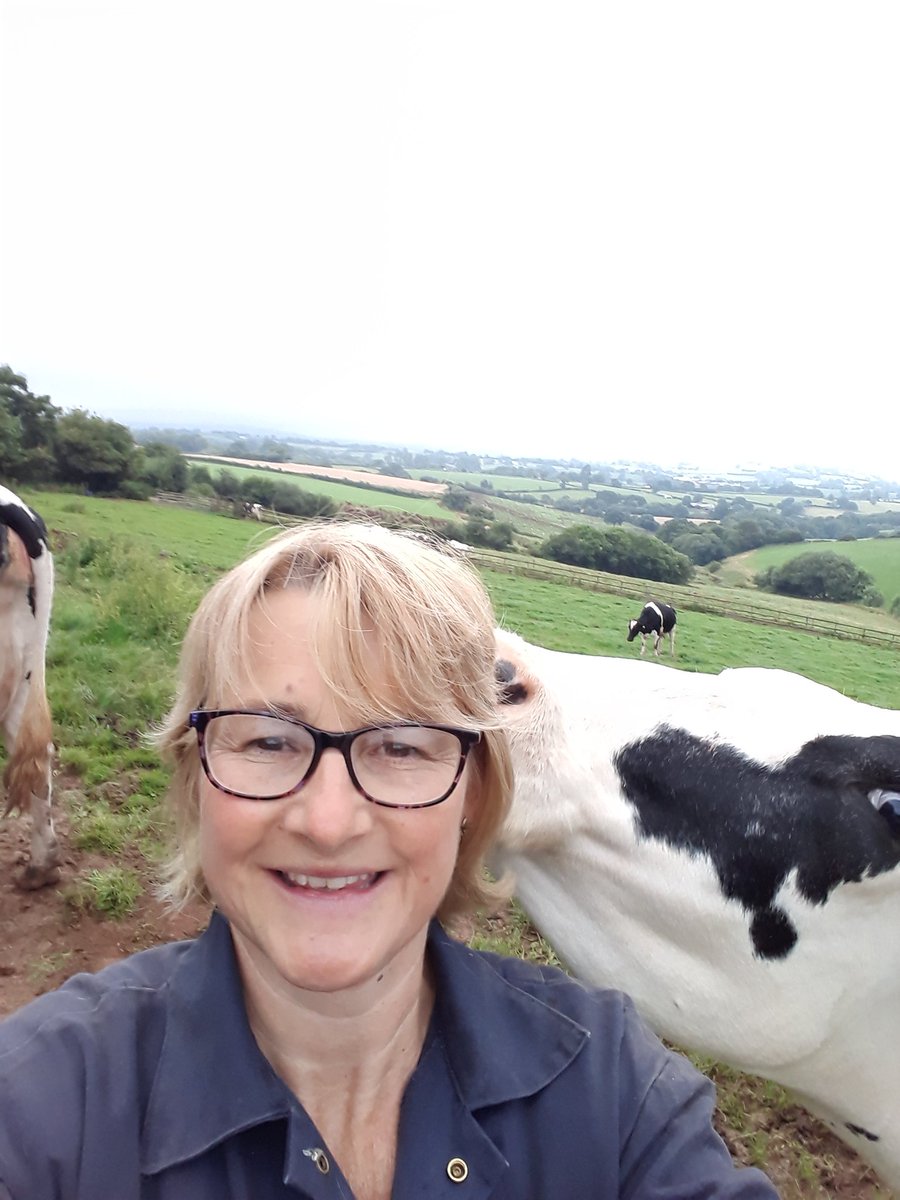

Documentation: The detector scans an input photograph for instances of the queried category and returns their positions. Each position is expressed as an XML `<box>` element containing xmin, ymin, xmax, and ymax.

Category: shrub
<box><xmin>755</xmin><ymin>551</ymin><xmax>881</xmax><ymax>605</ymax></box>
<box><xmin>540</xmin><ymin>524</ymin><xmax>692</xmax><ymax>584</ymax></box>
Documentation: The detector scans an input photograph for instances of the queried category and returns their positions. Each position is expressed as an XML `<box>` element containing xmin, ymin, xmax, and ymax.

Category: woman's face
<box><xmin>197</xmin><ymin>588</ymin><xmax>477</xmax><ymax>998</ymax></box>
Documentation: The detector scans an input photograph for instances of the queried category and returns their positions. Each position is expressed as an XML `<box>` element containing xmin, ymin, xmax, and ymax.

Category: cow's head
<box><xmin>626</xmin><ymin>619</ymin><xmax>639</xmax><ymax>642</ymax></box>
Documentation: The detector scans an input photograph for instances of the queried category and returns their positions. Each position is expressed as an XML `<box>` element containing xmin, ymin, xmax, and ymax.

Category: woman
<box><xmin>0</xmin><ymin>522</ymin><xmax>779</xmax><ymax>1198</ymax></box>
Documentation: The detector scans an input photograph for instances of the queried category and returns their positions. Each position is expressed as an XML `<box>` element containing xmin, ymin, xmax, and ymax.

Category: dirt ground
<box><xmin>0</xmin><ymin>809</ymin><xmax>890</xmax><ymax>1199</ymax></box>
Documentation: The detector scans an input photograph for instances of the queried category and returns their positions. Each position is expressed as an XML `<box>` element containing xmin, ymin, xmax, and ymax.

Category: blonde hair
<box><xmin>154</xmin><ymin>522</ymin><xmax>512</xmax><ymax>921</ymax></box>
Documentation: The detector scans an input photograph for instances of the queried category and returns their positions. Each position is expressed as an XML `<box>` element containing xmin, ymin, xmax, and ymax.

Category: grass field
<box><xmin>723</xmin><ymin>538</ymin><xmax>900</xmax><ymax>609</ymax></box>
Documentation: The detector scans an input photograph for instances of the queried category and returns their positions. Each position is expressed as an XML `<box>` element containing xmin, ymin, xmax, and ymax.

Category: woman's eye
<box><xmin>241</xmin><ymin>735</ymin><xmax>293</xmax><ymax>755</ymax></box>
<box><xmin>383</xmin><ymin>741</ymin><xmax>418</xmax><ymax>758</ymax></box>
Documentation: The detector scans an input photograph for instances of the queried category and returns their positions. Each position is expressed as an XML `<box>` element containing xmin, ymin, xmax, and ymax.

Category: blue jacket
<box><xmin>0</xmin><ymin>911</ymin><xmax>778</xmax><ymax>1198</ymax></box>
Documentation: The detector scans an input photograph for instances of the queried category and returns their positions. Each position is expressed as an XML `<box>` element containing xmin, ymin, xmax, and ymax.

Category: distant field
<box><xmin>190</xmin><ymin>455</ymin><xmax>446</xmax><ymax>496</ymax></box>
<box><xmin>723</xmin><ymin>538</ymin><xmax>900</xmax><ymax>608</ymax></box>
<box><xmin>189</xmin><ymin>461</ymin><xmax>450</xmax><ymax>520</ymax></box>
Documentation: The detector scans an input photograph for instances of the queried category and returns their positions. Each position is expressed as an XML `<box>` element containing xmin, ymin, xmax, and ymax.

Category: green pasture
<box><xmin>725</xmin><ymin>538</ymin><xmax>900</xmax><ymax>609</ymax></box>
<box><xmin>483</xmin><ymin>570</ymin><xmax>899</xmax><ymax>708</ymax></box>
<box><xmin>20</xmin><ymin>489</ymin><xmax>276</xmax><ymax>580</ymax></box>
<box><xmin>191</xmin><ymin>461</ymin><xmax>450</xmax><ymax>520</ymax></box>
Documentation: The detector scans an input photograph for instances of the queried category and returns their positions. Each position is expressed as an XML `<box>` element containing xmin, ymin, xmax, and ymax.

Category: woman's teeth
<box><xmin>281</xmin><ymin>871</ymin><xmax>375</xmax><ymax>890</ymax></box>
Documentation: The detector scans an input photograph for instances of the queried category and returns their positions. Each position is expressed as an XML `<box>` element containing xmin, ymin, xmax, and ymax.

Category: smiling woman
<box><xmin>0</xmin><ymin>522</ymin><xmax>779</xmax><ymax>1200</ymax></box>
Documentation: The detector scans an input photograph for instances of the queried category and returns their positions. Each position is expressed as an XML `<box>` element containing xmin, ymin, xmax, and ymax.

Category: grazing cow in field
<box><xmin>492</xmin><ymin>628</ymin><xmax>900</xmax><ymax>1192</ymax></box>
<box><xmin>0</xmin><ymin>486</ymin><xmax>60</xmax><ymax>889</ymax></box>
<box><xmin>242</xmin><ymin>501</ymin><xmax>263</xmax><ymax>521</ymax></box>
<box><xmin>627</xmin><ymin>600</ymin><xmax>676</xmax><ymax>657</ymax></box>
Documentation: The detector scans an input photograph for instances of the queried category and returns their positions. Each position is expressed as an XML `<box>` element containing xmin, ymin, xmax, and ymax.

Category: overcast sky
<box><xmin>2</xmin><ymin>2</ymin><xmax>898</xmax><ymax>477</ymax></box>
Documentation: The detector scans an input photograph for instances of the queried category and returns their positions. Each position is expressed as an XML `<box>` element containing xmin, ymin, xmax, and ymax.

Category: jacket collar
<box><xmin>141</xmin><ymin>910</ymin><xmax>291</xmax><ymax>1174</ymax></box>
<box><xmin>427</xmin><ymin>921</ymin><xmax>589</xmax><ymax>1110</ymax></box>
<box><xmin>141</xmin><ymin>912</ymin><xmax>589</xmax><ymax>1174</ymax></box>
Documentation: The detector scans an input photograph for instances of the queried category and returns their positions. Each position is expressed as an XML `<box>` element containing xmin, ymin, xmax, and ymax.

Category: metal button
<box><xmin>447</xmin><ymin>1157</ymin><xmax>468</xmax><ymax>1183</ymax></box>
<box><xmin>303</xmin><ymin>1147</ymin><xmax>330</xmax><ymax>1175</ymax></box>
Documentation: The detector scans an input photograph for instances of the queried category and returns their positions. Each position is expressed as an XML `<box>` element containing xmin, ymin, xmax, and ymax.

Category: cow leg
<box><xmin>653</xmin><ymin>633</ymin><xmax>661</xmax><ymax>656</ymax></box>
<box><xmin>5</xmin><ymin>750</ymin><xmax>60</xmax><ymax>889</ymax></box>
<box><xmin>669</xmin><ymin>628</ymin><xmax>677</xmax><ymax>658</ymax></box>
<box><xmin>639</xmin><ymin>634</ymin><xmax>647</xmax><ymax>656</ymax></box>
<box><xmin>4</xmin><ymin>687</ymin><xmax>61</xmax><ymax>890</ymax></box>
<box><xmin>20</xmin><ymin>782</ymin><xmax>60</xmax><ymax>889</ymax></box>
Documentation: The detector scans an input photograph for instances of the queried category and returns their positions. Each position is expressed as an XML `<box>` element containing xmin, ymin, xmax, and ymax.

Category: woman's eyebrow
<box><xmin>239</xmin><ymin>701</ymin><xmax>311</xmax><ymax>722</ymax></box>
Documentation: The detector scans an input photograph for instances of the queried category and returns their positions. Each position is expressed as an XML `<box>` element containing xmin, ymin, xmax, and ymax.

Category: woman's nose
<box><xmin>278</xmin><ymin>747</ymin><xmax>374</xmax><ymax>846</ymax></box>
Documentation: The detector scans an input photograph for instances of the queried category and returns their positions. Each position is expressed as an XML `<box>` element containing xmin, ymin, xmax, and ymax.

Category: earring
<box><xmin>459</xmin><ymin>817</ymin><xmax>469</xmax><ymax>838</ymax></box>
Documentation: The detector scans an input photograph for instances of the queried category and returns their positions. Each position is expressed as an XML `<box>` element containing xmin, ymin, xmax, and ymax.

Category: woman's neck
<box><xmin>232</xmin><ymin>924</ymin><xmax>435</xmax><ymax>1104</ymax></box>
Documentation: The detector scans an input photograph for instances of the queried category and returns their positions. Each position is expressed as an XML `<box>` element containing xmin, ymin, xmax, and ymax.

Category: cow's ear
<box><xmin>495</xmin><ymin>659</ymin><xmax>528</xmax><ymax>706</ymax></box>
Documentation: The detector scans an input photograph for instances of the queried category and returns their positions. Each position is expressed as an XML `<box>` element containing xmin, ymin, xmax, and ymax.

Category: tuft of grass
<box><xmin>26</xmin><ymin>950</ymin><xmax>74</xmax><ymax>986</ymax></box>
<box><xmin>468</xmin><ymin>899</ymin><xmax>562</xmax><ymax>967</ymax></box>
<box><xmin>70</xmin><ymin>806</ymin><xmax>132</xmax><ymax>855</ymax></box>
<box><xmin>65</xmin><ymin>867</ymin><xmax>143</xmax><ymax>919</ymax></box>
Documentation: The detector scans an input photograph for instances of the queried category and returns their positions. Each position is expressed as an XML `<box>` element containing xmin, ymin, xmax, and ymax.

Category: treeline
<box><xmin>0</xmin><ymin>366</ymin><xmax>188</xmax><ymax>497</ymax></box>
<box><xmin>0</xmin><ymin>367</ymin><xmax>335</xmax><ymax>520</ymax></box>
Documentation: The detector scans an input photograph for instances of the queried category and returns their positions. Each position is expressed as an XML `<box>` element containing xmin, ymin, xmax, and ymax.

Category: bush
<box><xmin>540</xmin><ymin>524</ymin><xmax>692</xmax><ymax>584</ymax></box>
<box><xmin>755</xmin><ymin>551</ymin><xmax>881</xmax><ymax>605</ymax></box>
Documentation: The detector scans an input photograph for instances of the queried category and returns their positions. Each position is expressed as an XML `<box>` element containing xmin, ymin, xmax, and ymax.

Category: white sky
<box><xmin>2</xmin><ymin>2</ymin><xmax>898</xmax><ymax>477</ymax></box>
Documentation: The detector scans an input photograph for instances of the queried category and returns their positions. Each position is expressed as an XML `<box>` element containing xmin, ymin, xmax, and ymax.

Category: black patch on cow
<box><xmin>27</xmin><ymin>585</ymin><xmax>36</xmax><ymax>616</ymax></box>
<box><xmin>495</xmin><ymin>659</ymin><xmax>528</xmax><ymax>706</ymax></box>
<box><xmin>614</xmin><ymin>728</ymin><xmax>900</xmax><ymax>959</ymax></box>
<box><xmin>748</xmin><ymin>907</ymin><xmax>797</xmax><ymax>959</ymax></box>
<box><xmin>845</xmin><ymin>1122</ymin><xmax>880</xmax><ymax>1142</ymax></box>
<box><xmin>0</xmin><ymin>499</ymin><xmax>49</xmax><ymax>560</ymax></box>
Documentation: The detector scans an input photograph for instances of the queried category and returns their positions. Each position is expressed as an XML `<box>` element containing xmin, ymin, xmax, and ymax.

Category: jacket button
<box><xmin>447</xmin><ymin>1157</ymin><xmax>468</xmax><ymax>1183</ymax></box>
<box><xmin>303</xmin><ymin>1147</ymin><xmax>330</xmax><ymax>1174</ymax></box>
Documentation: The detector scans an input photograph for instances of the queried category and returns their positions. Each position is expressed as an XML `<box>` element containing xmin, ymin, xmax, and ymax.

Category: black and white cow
<box><xmin>493</xmin><ymin>629</ymin><xmax>900</xmax><ymax>1192</ymax></box>
<box><xmin>627</xmin><ymin>600</ymin><xmax>676</xmax><ymax>657</ymax></box>
<box><xmin>0</xmin><ymin>486</ymin><xmax>60</xmax><ymax>889</ymax></box>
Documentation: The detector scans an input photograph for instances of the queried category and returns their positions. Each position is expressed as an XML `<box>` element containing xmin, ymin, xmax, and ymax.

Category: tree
<box><xmin>53</xmin><ymin>409</ymin><xmax>136</xmax><ymax>492</ymax></box>
<box><xmin>0</xmin><ymin>365</ymin><xmax>60</xmax><ymax>481</ymax></box>
<box><xmin>540</xmin><ymin>524</ymin><xmax>692</xmax><ymax>584</ymax></box>
<box><xmin>136</xmin><ymin>442</ymin><xmax>189</xmax><ymax>492</ymax></box>
<box><xmin>465</xmin><ymin>516</ymin><xmax>514</xmax><ymax>550</ymax></box>
<box><xmin>441</xmin><ymin>488</ymin><xmax>472</xmax><ymax>513</ymax></box>
<box><xmin>756</xmin><ymin>552</ymin><xmax>882</xmax><ymax>605</ymax></box>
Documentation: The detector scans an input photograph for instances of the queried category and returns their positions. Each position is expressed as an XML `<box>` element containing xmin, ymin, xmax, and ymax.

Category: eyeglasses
<box><xmin>189</xmin><ymin>710</ymin><xmax>481</xmax><ymax>809</ymax></box>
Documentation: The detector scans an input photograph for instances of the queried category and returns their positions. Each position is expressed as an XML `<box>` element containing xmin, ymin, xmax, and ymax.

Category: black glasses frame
<box><xmin>188</xmin><ymin>709</ymin><xmax>481</xmax><ymax>809</ymax></box>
